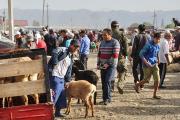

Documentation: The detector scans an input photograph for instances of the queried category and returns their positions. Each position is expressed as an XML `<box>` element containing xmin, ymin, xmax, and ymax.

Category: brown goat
<box><xmin>65</xmin><ymin>80</ymin><xmax>96</xmax><ymax>118</ymax></box>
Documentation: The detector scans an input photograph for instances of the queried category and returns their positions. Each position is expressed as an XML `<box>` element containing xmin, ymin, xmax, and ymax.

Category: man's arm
<box><xmin>139</xmin><ymin>44</ymin><xmax>151</xmax><ymax>67</ymax></box>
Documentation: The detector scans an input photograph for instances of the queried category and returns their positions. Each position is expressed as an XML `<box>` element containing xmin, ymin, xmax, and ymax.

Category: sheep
<box><xmin>72</xmin><ymin>61</ymin><xmax>99</xmax><ymax>105</ymax></box>
<box><xmin>0</xmin><ymin>57</ymin><xmax>41</xmax><ymax>107</ymax></box>
<box><xmin>65</xmin><ymin>80</ymin><xmax>96</xmax><ymax>118</ymax></box>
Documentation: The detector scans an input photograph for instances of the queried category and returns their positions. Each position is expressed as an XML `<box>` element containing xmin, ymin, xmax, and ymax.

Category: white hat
<box><xmin>35</xmin><ymin>33</ymin><xmax>41</xmax><ymax>40</ymax></box>
<box><xmin>16</xmin><ymin>31</ymin><xmax>21</xmax><ymax>35</ymax></box>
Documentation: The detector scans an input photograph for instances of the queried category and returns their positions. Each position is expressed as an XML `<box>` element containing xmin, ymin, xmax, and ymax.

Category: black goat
<box><xmin>72</xmin><ymin>60</ymin><xmax>99</xmax><ymax>105</ymax></box>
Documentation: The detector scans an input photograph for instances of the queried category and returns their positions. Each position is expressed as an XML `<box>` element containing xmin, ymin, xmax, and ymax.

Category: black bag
<box><xmin>117</xmin><ymin>64</ymin><xmax>127</xmax><ymax>73</ymax></box>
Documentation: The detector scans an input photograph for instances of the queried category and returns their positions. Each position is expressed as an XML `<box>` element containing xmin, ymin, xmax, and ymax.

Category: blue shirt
<box><xmin>80</xmin><ymin>35</ymin><xmax>90</xmax><ymax>55</ymax></box>
<box><xmin>139</xmin><ymin>40</ymin><xmax>160</xmax><ymax>67</ymax></box>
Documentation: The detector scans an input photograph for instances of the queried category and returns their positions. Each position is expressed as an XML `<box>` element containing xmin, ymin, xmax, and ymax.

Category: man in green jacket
<box><xmin>111</xmin><ymin>21</ymin><xmax>128</xmax><ymax>94</ymax></box>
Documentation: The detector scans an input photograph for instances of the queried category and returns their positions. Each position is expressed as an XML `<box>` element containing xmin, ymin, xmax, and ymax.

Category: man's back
<box><xmin>131</xmin><ymin>33</ymin><xmax>149</xmax><ymax>59</ymax></box>
<box><xmin>112</xmin><ymin>29</ymin><xmax>128</xmax><ymax>57</ymax></box>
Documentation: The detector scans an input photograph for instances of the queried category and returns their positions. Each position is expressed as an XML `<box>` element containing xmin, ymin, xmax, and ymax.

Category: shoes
<box><xmin>117</xmin><ymin>87</ymin><xmax>123</xmax><ymax>94</ymax></box>
<box><xmin>140</xmin><ymin>85</ymin><xmax>144</xmax><ymax>90</ymax></box>
<box><xmin>159</xmin><ymin>86</ymin><xmax>166</xmax><ymax>89</ymax></box>
<box><xmin>99</xmin><ymin>100</ymin><xmax>110</xmax><ymax>105</ymax></box>
<box><xmin>153</xmin><ymin>96</ymin><xmax>161</xmax><ymax>99</ymax></box>
<box><xmin>55</xmin><ymin>111</ymin><xmax>65</xmax><ymax>118</ymax></box>
<box><xmin>134</xmin><ymin>84</ymin><xmax>140</xmax><ymax>93</ymax></box>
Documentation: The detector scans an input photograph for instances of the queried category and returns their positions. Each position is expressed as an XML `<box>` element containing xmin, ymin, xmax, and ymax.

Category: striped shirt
<box><xmin>97</xmin><ymin>38</ymin><xmax>120</xmax><ymax>67</ymax></box>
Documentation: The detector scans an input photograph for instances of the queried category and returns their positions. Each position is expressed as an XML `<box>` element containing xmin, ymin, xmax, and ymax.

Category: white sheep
<box><xmin>65</xmin><ymin>80</ymin><xmax>96</xmax><ymax>118</ymax></box>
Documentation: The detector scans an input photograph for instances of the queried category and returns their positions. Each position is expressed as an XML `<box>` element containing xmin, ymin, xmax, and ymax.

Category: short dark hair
<box><xmin>111</xmin><ymin>21</ymin><xmax>119</xmax><ymax>28</ymax></box>
<box><xmin>79</xmin><ymin>29</ymin><xmax>86</xmax><ymax>34</ymax></box>
<box><xmin>154</xmin><ymin>32</ymin><xmax>161</xmax><ymax>39</ymax></box>
<box><xmin>103</xmin><ymin>28</ymin><xmax>112</xmax><ymax>36</ymax></box>
<box><xmin>138</xmin><ymin>24</ymin><xmax>146</xmax><ymax>32</ymax></box>
<box><xmin>60</xmin><ymin>29</ymin><xmax>67</xmax><ymax>33</ymax></box>
<box><xmin>70</xmin><ymin>40</ymin><xmax>79</xmax><ymax>48</ymax></box>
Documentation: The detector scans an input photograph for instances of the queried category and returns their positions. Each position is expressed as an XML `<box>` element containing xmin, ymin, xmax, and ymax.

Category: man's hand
<box><xmin>129</xmin><ymin>56</ymin><xmax>133</xmax><ymax>61</ymax></box>
<box><xmin>65</xmin><ymin>82</ymin><xmax>69</xmax><ymax>88</ymax></box>
<box><xmin>103</xmin><ymin>63</ymin><xmax>109</xmax><ymax>69</ymax></box>
<box><xmin>97</xmin><ymin>65</ymin><xmax>100</xmax><ymax>70</ymax></box>
<box><xmin>145</xmin><ymin>61</ymin><xmax>152</xmax><ymax>67</ymax></box>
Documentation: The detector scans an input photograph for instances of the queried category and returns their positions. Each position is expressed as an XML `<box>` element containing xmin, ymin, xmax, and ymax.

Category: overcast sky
<box><xmin>0</xmin><ymin>0</ymin><xmax>180</xmax><ymax>12</ymax></box>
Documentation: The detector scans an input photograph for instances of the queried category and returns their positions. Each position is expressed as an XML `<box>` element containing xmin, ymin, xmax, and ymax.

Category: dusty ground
<box><xmin>56</xmin><ymin>53</ymin><xmax>180</xmax><ymax>120</ymax></box>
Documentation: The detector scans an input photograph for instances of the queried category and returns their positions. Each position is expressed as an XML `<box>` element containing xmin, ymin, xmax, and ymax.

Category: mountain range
<box><xmin>1</xmin><ymin>9</ymin><xmax>180</xmax><ymax>29</ymax></box>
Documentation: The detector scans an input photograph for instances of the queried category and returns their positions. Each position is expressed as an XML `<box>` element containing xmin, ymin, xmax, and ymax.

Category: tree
<box><xmin>129</xmin><ymin>23</ymin><xmax>139</xmax><ymax>28</ymax></box>
<box><xmin>165</xmin><ymin>23</ymin><xmax>175</xmax><ymax>28</ymax></box>
<box><xmin>143</xmin><ymin>22</ymin><xmax>153</xmax><ymax>26</ymax></box>
<box><xmin>32</xmin><ymin>20</ymin><xmax>40</xmax><ymax>26</ymax></box>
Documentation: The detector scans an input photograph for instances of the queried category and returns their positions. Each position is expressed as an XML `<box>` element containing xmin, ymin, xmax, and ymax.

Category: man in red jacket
<box><xmin>34</xmin><ymin>33</ymin><xmax>47</xmax><ymax>52</ymax></box>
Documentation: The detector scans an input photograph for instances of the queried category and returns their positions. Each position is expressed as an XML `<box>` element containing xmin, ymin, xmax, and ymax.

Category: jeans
<box><xmin>158</xmin><ymin>63</ymin><xmax>167</xmax><ymax>86</ymax></box>
<box><xmin>100</xmin><ymin>66</ymin><xmax>116</xmax><ymax>102</ymax></box>
<box><xmin>132</xmin><ymin>57</ymin><xmax>144</xmax><ymax>83</ymax></box>
<box><xmin>51</xmin><ymin>76</ymin><xmax>67</xmax><ymax>110</ymax></box>
<box><xmin>80</xmin><ymin>54</ymin><xmax>88</xmax><ymax>70</ymax></box>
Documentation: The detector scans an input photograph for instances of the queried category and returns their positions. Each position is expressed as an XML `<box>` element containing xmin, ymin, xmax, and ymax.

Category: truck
<box><xmin>0</xmin><ymin>48</ymin><xmax>53</xmax><ymax>120</ymax></box>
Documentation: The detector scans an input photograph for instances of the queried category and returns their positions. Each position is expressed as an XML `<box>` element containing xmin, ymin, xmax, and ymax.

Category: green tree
<box><xmin>143</xmin><ymin>22</ymin><xmax>153</xmax><ymax>26</ymax></box>
<box><xmin>165</xmin><ymin>23</ymin><xmax>175</xmax><ymax>28</ymax></box>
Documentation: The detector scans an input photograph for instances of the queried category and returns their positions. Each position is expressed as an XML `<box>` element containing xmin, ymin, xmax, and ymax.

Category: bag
<box><xmin>117</xmin><ymin>64</ymin><xmax>127</xmax><ymax>73</ymax></box>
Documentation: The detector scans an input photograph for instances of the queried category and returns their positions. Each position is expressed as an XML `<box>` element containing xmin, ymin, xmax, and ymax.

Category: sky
<box><xmin>0</xmin><ymin>0</ymin><xmax>180</xmax><ymax>12</ymax></box>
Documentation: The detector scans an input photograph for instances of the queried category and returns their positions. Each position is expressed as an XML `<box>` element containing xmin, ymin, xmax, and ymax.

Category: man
<box><xmin>134</xmin><ymin>32</ymin><xmax>161</xmax><ymax>99</ymax></box>
<box><xmin>158</xmin><ymin>32</ymin><xmax>171</xmax><ymax>88</ymax></box>
<box><xmin>131</xmin><ymin>29</ymin><xmax>138</xmax><ymax>46</ymax></box>
<box><xmin>49</xmin><ymin>40</ymin><xmax>79</xmax><ymax>117</ymax></box>
<box><xmin>34</xmin><ymin>33</ymin><xmax>47</xmax><ymax>52</ymax></box>
<box><xmin>79</xmin><ymin>30</ymin><xmax>90</xmax><ymax>70</ymax></box>
<box><xmin>111</xmin><ymin>21</ymin><xmax>128</xmax><ymax>94</ymax></box>
<box><xmin>97</xmin><ymin>28</ymin><xmax>120</xmax><ymax>105</ymax></box>
<box><xmin>130</xmin><ymin>24</ymin><xmax>149</xmax><ymax>87</ymax></box>
<box><xmin>60</xmin><ymin>29</ymin><xmax>68</xmax><ymax>47</ymax></box>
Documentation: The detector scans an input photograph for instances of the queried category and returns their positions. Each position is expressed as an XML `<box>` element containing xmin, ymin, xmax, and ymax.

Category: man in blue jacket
<box><xmin>134</xmin><ymin>32</ymin><xmax>161</xmax><ymax>99</ymax></box>
<box><xmin>49</xmin><ymin>40</ymin><xmax>79</xmax><ymax>117</ymax></box>
<box><xmin>79</xmin><ymin>30</ymin><xmax>90</xmax><ymax>70</ymax></box>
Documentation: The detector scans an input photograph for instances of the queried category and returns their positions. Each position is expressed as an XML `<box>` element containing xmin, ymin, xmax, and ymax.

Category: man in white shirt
<box><xmin>158</xmin><ymin>32</ymin><xmax>171</xmax><ymax>88</ymax></box>
<box><xmin>49</xmin><ymin>40</ymin><xmax>79</xmax><ymax>117</ymax></box>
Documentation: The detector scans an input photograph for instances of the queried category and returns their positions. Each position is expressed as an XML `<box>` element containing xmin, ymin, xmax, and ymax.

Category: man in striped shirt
<box><xmin>97</xmin><ymin>28</ymin><xmax>120</xmax><ymax>105</ymax></box>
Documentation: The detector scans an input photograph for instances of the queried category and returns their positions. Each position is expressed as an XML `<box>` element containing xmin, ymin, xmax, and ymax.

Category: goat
<box><xmin>72</xmin><ymin>61</ymin><xmax>98</xmax><ymax>105</ymax></box>
<box><xmin>65</xmin><ymin>80</ymin><xmax>96</xmax><ymax>118</ymax></box>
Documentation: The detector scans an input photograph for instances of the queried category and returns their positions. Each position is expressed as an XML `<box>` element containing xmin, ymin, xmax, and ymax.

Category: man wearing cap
<box><xmin>111</xmin><ymin>21</ymin><xmax>128</xmax><ymax>94</ymax></box>
<box><xmin>24</xmin><ymin>34</ymin><xmax>34</xmax><ymax>49</ymax></box>
<box><xmin>48</xmin><ymin>40</ymin><xmax>79</xmax><ymax>117</ymax></box>
<box><xmin>34</xmin><ymin>33</ymin><xmax>47</xmax><ymax>51</ymax></box>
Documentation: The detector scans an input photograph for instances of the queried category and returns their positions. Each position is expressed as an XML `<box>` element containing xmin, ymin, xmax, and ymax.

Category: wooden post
<box><xmin>8</xmin><ymin>0</ymin><xmax>14</xmax><ymax>41</ymax></box>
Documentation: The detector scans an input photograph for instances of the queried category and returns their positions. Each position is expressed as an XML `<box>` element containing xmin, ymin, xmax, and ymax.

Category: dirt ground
<box><xmin>56</xmin><ymin>52</ymin><xmax>180</xmax><ymax>120</ymax></box>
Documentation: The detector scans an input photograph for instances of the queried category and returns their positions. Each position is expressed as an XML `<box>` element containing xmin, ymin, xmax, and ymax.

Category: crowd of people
<box><xmin>6</xmin><ymin>21</ymin><xmax>180</xmax><ymax>117</ymax></box>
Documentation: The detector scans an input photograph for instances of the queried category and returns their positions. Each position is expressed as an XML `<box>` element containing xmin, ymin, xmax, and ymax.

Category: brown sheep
<box><xmin>65</xmin><ymin>80</ymin><xmax>96</xmax><ymax>118</ymax></box>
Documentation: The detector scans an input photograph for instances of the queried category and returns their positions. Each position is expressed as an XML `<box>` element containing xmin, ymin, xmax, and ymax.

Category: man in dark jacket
<box><xmin>130</xmin><ymin>24</ymin><xmax>150</xmax><ymax>87</ymax></box>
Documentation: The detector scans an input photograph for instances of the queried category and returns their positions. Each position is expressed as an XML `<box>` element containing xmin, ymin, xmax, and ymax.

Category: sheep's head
<box><xmin>73</xmin><ymin>60</ymin><xmax>85</xmax><ymax>70</ymax></box>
